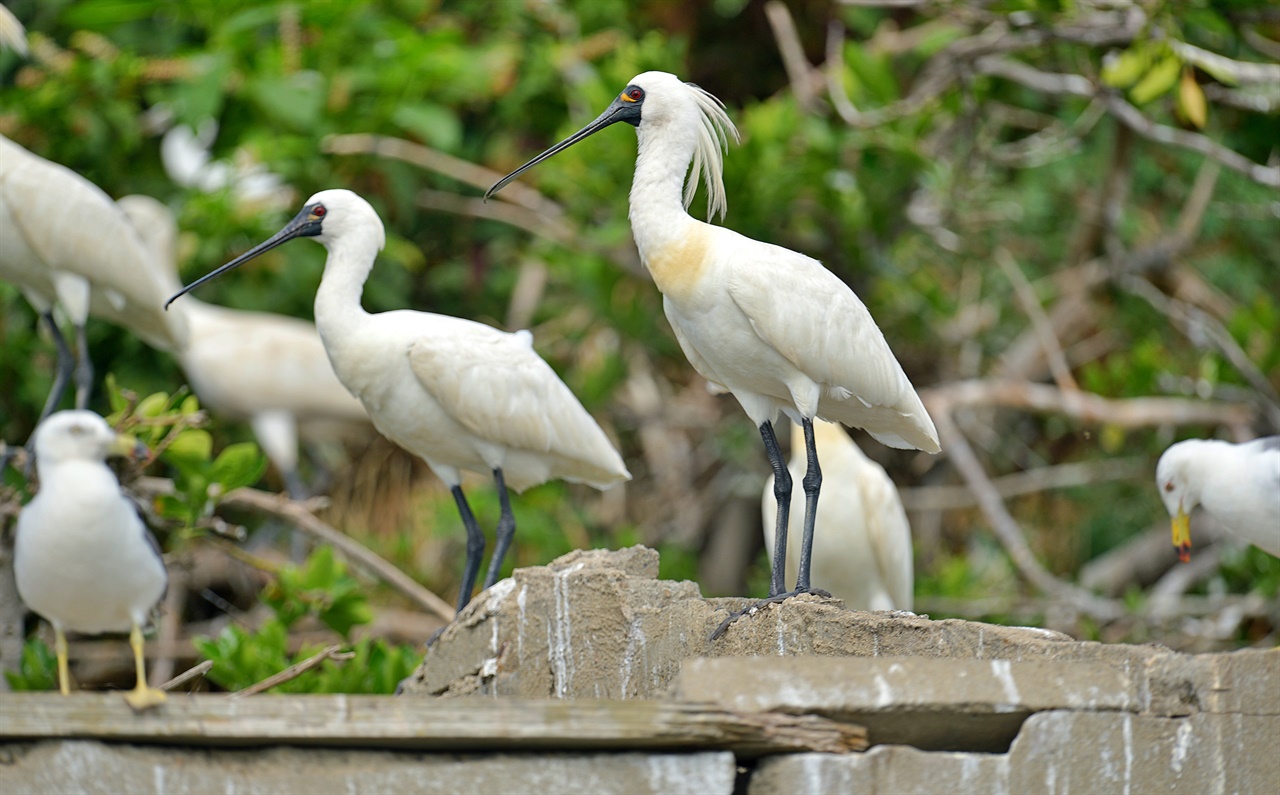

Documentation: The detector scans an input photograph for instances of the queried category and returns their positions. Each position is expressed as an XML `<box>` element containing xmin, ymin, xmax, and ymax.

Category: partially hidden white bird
<box><xmin>165</xmin><ymin>189</ymin><xmax>631</xmax><ymax>610</ymax></box>
<box><xmin>763</xmin><ymin>420</ymin><xmax>913</xmax><ymax>611</ymax></box>
<box><xmin>117</xmin><ymin>194</ymin><xmax>372</xmax><ymax>497</ymax></box>
<box><xmin>486</xmin><ymin>72</ymin><xmax>938</xmax><ymax>627</ymax></box>
<box><xmin>1156</xmin><ymin>436</ymin><xmax>1280</xmax><ymax>561</ymax></box>
<box><xmin>0</xmin><ymin>135</ymin><xmax>189</xmax><ymax>420</ymax></box>
<box><xmin>15</xmin><ymin>410</ymin><xmax>168</xmax><ymax>709</ymax></box>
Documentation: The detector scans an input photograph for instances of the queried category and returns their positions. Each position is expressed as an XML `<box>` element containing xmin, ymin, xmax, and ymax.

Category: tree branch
<box><xmin>995</xmin><ymin>248</ymin><xmax>1078</xmax><ymax>392</ymax></box>
<box><xmin>227</xmin><ymin>644</ymin><xmax>354</xmax><ymax>698</ymax></box>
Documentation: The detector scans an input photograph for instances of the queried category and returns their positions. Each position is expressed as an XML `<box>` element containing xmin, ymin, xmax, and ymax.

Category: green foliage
<box><xmin>3</xmin><ymin>638</ymin><xmax>58</xmax><ymax>692</ymax></box>
<box><xmin>194</xmin><ymin>547</ymin><xmax>417</xmax><ymax>695</ymax></box>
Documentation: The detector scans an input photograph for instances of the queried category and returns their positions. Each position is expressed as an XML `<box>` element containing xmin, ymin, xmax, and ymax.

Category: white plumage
<box><xmin>763</xmin><ymin>420</ymin><xmax>913</xmax><ymax>611</ymax></box>
<box><xmin>166</xmin><ymin>189</ymin><xmax>630</xmax><ymax>610</ymax></box>
<box><xmin>1156</xmin><ymin>436</ymin><xmax>1280</xmax><ymax>560</ymax></box>
<box><xmin>15</xmin><ymin>410</ymin><xmax>168</xmax><ymax>708</ymax></box>
<box><xmin>487</xmin><ymin>72</ymin><xmax>936</xmax><ymax>616</ymax></box>
<box><xmin>0</xmin><ymin>135</ymin><xmax>189</xmax><ymax>416</ymax></box>
<box><xmin>117</xmin><ymin>194</ymin><xmax>371</xmax><ymax>495</ymax></box>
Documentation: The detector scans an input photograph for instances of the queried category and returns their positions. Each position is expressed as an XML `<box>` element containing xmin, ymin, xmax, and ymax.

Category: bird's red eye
<box><xmin>627</xmin><ymin>88</ymin><xmax>643</xmax><ymax>101</ymax></box>
<box><xmin>1164</xmin><ymin>482</ymin><xmax>1174</xmax><ymax>492</ymax></box>
<box><xmin>313</xmin><ymin>205</ymin><xmax>327</xmax><ymax>217</ymax></box>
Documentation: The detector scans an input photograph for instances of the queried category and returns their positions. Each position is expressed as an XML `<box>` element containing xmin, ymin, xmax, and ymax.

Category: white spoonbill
<box><xmin>117</xmin><ymin>194</ymin><xmax>371</xmax><ymax>497</ymax></box>
<box><xmin>15</xmin><ymin>410</ymin><xmax>168</xmax><ymax>709</ymax></box>
<box><xmin>1156</xmin><ymin>436</ymin><xmax>1280</xmax><ymax>560</ymax></box>
<box><xmin>486</xmin><ymin>72</ymin><xmax>938</xmax><ymax>624</ymax></box>
<box><xmin>165</xmin><ymin>189</ymin><xmax>631</xmax><ymax>610</ymax></box>
<box><xmin>763</xmin><ymin>420</ymin><xmax>913</xmax><ymax>611</ymax></box>
<box><xmin>0</xmin><ymin>135</ymin><xmax>189</xmax><ymax>419</ymax></box>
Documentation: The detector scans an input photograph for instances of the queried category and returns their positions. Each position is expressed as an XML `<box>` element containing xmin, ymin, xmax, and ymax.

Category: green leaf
<box><xmin>1130</xmin><ymin>55</ymin><xmax>1180</xmax><ymax>105</ymax></box>
<box><xmin>135</xmin><ymin>392</ymin><xmax>170</xmax><ymax>419</ymax></box>
<box><xmin>1178</xmin><ymin>69</ymin><xmax>1207</xmax><ymax>129</ymax></box>
<box><xmin>209</xmin><ymin>442</ymin><xmax>267</xmax><ymax>491</ymax></box>
<box><xmin>1101</xmin><ymin>46</ymin><xmax>1150</xmax><ymax>89</ymax></box>
<box><xmin>164</xmin><ymin>429</ymin><xmax>213</xmax><ymax>468</ymax></box>
<box><xmin>392</xmin><ymin>103</ymin><xmax>462</xmax><ymax>151</ymax></box>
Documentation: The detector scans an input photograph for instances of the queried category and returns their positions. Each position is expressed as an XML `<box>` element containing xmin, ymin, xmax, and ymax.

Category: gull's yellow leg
<box><xmin>123</xmin><ymin>623</ymin><xmax>166</xmax><ymax>711</ymax></box>
<box><xmin>54</xmin><ymin>626</ymin><xmax>70</xmax><ymax>696</ymax></box>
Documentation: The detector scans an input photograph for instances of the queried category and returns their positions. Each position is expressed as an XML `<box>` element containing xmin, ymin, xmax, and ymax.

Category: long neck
<box><xmin>628</xmin><ymin>124</ymin><xmax>698</xmax><ymax>258</ymax></box>
<box><xmin>313</xmin><ymin>236</ymin><xmax>374</xmax><ymax>342</ymax></box>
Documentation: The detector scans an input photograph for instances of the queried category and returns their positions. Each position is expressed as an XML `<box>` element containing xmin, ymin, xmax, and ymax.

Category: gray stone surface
<box><xmin>398</xmin><ymin>546</ymin><xmax>1169</xmax><ymax>701</ymax></box>
<box><xmin>0</xmin><ymin>741</ymin><xmax>738</xmax><ymax>795</ymax></box>
<box><xmin>1008</xmin><ymin>710</ymin><xmax>1280</xmax><ymax>795</ymax></box>
<box><xmin>1143</xmin><ymin>648</ymin><xmax>1280</xmax><ymax>717</ymax></box>
<box><xmin>676</xmin><ymin>656</ymin><xmax>1132</xmax><ymax>750</ymax></box>
<box><xmin>750</xmin><ymin>747</ymin><xmax>1009</xmax><ymax>795</ymax></box>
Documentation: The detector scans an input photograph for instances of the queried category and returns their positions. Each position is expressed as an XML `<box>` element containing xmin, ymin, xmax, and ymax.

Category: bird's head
<box><xmin>33</xmin><ymin>410</ymin><xmax>139</xmax><ymax>468</ymax></box>
<box><xmin>1155</xmin><ymin>440</ymin><xmax>1201</xmax><ymax>562</ymax></box>
<box><xmin>164</xmin><ymin>189</ymin><xmax>385</xmax><ymax>309</ymax></box>
<box><xmin>485</xmin><ymin>71</ymin><xmax>739</xmax><ymax>220</ymax></box>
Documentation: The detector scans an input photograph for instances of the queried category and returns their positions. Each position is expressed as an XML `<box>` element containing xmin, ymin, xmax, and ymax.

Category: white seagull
<box><xmin>1156</xmin><ymin>436</ymin><xmax>1280</xmax><ymax>560</ymax></box>
<box><xmin>15</xmin><ymin>410</ymin><xmax>168</xmax><ymax>709</ymax></box>
<box><xmin>0</xmin><ymin>135</ymin><xmax>189</xmax><ymax>419</ymax></box>
<box><xmin>117</xmin><ymin>194</ymin><xmax>371</xmax><ymax>497</ymax></box>
<box><xmin>165</xmin><ymin>189</ymin><xmax>631</xmax><ymax>610</ymax></box>
<box><xmin>763</xmin><ymin>420</ymin><xmax>913</xmax><ymax>611</ymax></box>
<box><xmin>486</xmin><ymin>72</ymin><xmax>938</xmax><ymax>627</ymax></box>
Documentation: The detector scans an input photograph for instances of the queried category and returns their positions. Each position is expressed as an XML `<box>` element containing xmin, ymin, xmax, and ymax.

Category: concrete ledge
<box><xmin>0</xmin><ymin>741</ymin><xmax>738</xmax><ymax>795</ymax></box>
<box><xmin>675</xmin><ymin>657</ymin><xmax>1132</xmax><ymax>751</ymax></box>
<box><xmin>750</xmin><ymin>746</ymin><xmax>1008</xmax><ymax>795</ymax></box>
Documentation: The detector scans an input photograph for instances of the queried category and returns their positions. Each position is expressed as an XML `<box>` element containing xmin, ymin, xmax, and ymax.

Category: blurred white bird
<box><xmin>15</xmin><ymin>410</ymin><xmax>168</xmax><ymax>709</ymax></box>
<box><xmin>167</xmin><ymin>189</ymin><xmax>631</xmax><ymax>611</ymax></box>
<box><xmin>0</xmin><ymin>3</ymin><xmax>28</xmax><ymax>56</ymax></box>
<box><xmin>117</xmin><ymin>194</ymin><xmax>371</xmax><ymax>497</ymax></box>
<box><xmin>486</xmin><ymin>72</ymin><xmax>937</xmax><ymax>627</ymax></box>
<box><xmin>763</xmin><ymin>420</ymin><xmax>913</xmax><ymax>611</ymax></box>
<box><xmin>0</xmin><ymin>135</ymin><xmax>189</xmax><ymax>420</ymax></box>
<box><xmin>1156</xmin><ymin>436</ymin><xmax>1280</xmax><ymax>560</ymax></box>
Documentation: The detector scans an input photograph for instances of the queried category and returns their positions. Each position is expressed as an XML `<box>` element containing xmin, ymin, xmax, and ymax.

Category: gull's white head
<box><xmin>1156</xmin><ymin>439</ymin><xmax>1205</xmax><ymax>562</ymax></box>
<box><xmin>33</xmin><ymin>410</ymin><xmax>123</xmax><ymax>467</ymax></box>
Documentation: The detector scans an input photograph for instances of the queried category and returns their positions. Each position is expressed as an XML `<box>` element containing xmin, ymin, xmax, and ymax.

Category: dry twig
<box><xmin>227</xmin><ymin>644</ymin><xmax>354</xmax><ymax>698</ymax></box>
<box><xmin>159</xmin><ymin>660</ymin><xmax>213</xmax><ymax>692</ymax></box>
<box><xmin>220</xmin><ymin>488</ymin><xmax>456</xmax><ymax>623</ymax></box>
<box><xmin>995</xmin><ymin>248</ymin><xmax>1077</xmax><ymax>392</ymax></box>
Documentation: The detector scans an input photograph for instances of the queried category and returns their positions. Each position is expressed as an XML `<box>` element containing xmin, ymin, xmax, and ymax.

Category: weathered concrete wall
<box><xmin>1</xmin><ymin>741</ymin><xmax>737</xmax><ymax>795</ymax></box>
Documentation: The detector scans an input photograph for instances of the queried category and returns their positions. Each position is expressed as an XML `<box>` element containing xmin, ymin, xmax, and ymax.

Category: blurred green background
<box><xmin>2</xmin><ymin>0</ymin><xmax>1277</xmax><ymax>659</ymax></box>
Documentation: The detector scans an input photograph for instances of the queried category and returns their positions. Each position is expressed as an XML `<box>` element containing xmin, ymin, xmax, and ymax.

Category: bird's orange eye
<box><xmin>313</xmin><ymin>205</ymin><xmax>327</xmax><ymax>217</ymax></box>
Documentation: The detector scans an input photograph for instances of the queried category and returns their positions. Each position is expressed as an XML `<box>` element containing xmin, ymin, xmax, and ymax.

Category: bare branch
<box><xmin>923</xmin><ymin>379</ymin><xmax>1256</xmax><ymax>428</ymax></box>
<box><xmin>220</xmin><ymin>488</ymin><xmax>456</xmax><ymax>623</ymax></box>
<box><xmin>765</xmin><ymin>1</ymin><xmax>821</xmax><ymax>111</ymax></box>
<box><xmin>995</xmin><ymin>248</ymin><xmax>1078</xmax><ymax>392</ymax></box>
<box><xmin>1102</xmin><ymin>93</ymin><xmax>1280</xmax><ymax>189</ymax></box>
<box><xmin>1167</xmin><ymin>39</ymin><xmax>1280</xmax><ymax>85</ymax></box>
<box><xmin>976</xmin><ymin>56</ymin><xmax>1093</xmax><ymax>96</ymax></box>
<box><xmin>228</xmin><ymin>644</ymin><xmax>354</xmax><ymax>698</ymax></box>
<box><xmin>900</xmin><ymin>457</ymin><xmax>1144</xmax><ymax>511</ymax></box>
<box><xmin>159</xmin><ymin>660</ymin><xmax>213</xmax><ymax>692</ymax></box>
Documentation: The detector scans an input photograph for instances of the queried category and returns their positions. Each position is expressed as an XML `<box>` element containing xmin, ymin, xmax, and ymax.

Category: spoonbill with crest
<box><xmin>486</xmin><ymin>72</ymin><xmax>938</xmax><ymax>634</ymax></box>
<box><xmin>166</xmin><ymin>190</ymin><xmax>630</xmax><ymax>611</ymax></box>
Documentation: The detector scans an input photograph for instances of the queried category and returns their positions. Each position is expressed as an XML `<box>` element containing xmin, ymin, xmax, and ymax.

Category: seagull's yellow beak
<box><xmin>1171</xmin><ymin>506</ymin><xmax>1191</xmax><ymax>563</ymax></box>
<box><xmin>109</xmin><ymin>432</ymin><xmax>149</xmax><ymax>462</ymax></box>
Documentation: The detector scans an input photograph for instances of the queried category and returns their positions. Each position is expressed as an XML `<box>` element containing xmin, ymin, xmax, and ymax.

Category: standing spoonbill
<box><xmin>117</xmin><ymin>194</ymin><xmax>372</xmax><ymax>498</ymax></box>
<box><xmin>486</xmin><ymin>72</ymin><xmax>938</xmax><ymax>629</ymax></box>
<box><xmin>0</xmin><ymin>135</ymin><xmax>189</xmax><ymax>419</ymax></box>
<box><xmin>165</xmin><ymin>190</ymin><xmax>631</xmax><ymax>610</ymax></box>
<box><xmin>1156</xmin><ymin>437</ymin><xmax>1280</xmax><ymax>561</ymax></box>
<box><xmin>16</xmin><ymin>410</ymin><xmax>168</xmax><ymax>709</ymax></box>
<box><xmin>763</xmin><ymin>420</ymin><xmax>913</xmax><ymax>611</ymax></box>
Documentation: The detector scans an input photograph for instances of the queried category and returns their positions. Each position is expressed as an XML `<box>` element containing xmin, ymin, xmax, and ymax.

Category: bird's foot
<box><xmin>708</xmin><ymin>587</ymin><xmax>833</xmax><ymax>641</ymax></box>
<box><xmin>124</xmin><ymin>685</ymin><xmax>168</xmax><ymax>712</ymax></box>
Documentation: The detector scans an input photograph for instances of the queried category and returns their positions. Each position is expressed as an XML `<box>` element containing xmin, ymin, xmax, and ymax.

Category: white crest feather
<box><xmin>683</xmin><ymin>82</ymin><xmax>739</xmax><ymax>222</ymax></box>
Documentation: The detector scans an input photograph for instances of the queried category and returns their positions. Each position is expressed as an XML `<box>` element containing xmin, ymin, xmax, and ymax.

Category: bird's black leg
<box><xmin>38</xmin><ymin>311</ymin><xmax>75</xmax><ymax>424</ymax></box>
<box><xmin>761</xmin><ymin>420</ymin><xmax>792</xmax><ymax>597</ymax></box>
<box><xmin>72</xmin><ymin>322</ymin><xmax>92</xmax><ymax>410</ymax></box>
<box><xmin>482</xmin><ymin>468</ymin><xmax>516</xmax><ymax>590</ymax></box>
<box><xmin>796</xmin><ymin>417</ymin><xmax>822</xmax><ymax>592</ymax></box>
<box><xmin>451</xmin><ymin>484</ymin><xmax>486</xmax><ymax>612</ymax></box>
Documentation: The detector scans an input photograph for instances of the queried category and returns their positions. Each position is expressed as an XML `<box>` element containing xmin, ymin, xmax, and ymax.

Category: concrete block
<box><xmin>1144</xmin><ymin>648</ymin><xmax>1280</xmax><ymax>717</ymax></box>
<box><xmin>0</xmin><ymin>741</ymin><xmax>737</xmax><ymax>795</ymax></box>
<box><xmin>749</xmin><ymin>746</ymin><xmax>1009</xmax><ymax>795</ymax></box>
<box><xmin>1008</xmin><ymin>710</ymin><xmax>1280</xmax><ymax>794</ymax></box>
<box><xmin>675</xmin><ymin>656</ymin><xmax>1132</xmax><ymax>751</ymax></box>
<box><xmin>398</xmin><ymin>546</ymin><xmax>1166</xmax><ymax>701</ymax></box>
